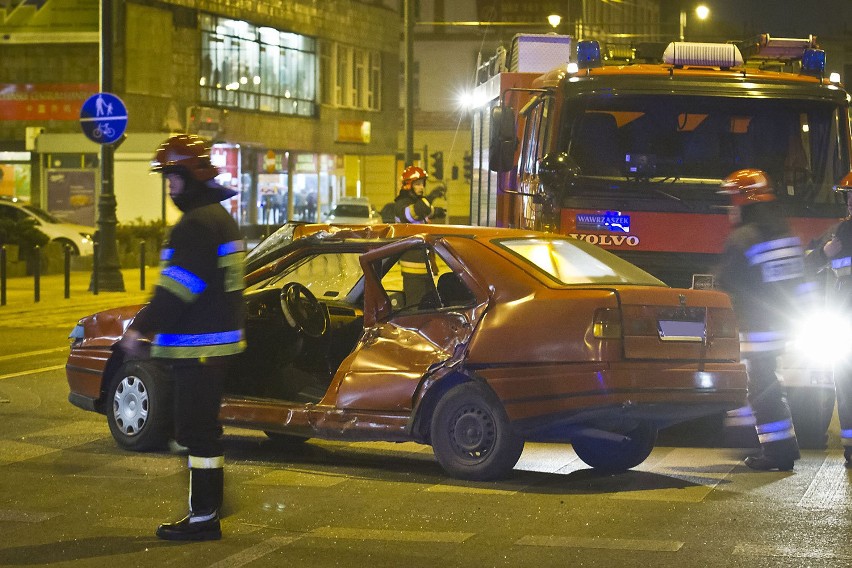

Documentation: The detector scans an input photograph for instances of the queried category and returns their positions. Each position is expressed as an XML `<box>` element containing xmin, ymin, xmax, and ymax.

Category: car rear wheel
<box><xmin>106</xmin><ymin>360</ymin><xmax>172</xmax><ymax>451</ymax></box>
<box><xmin>572</xmin><ymin>422</ymin><xmax>657</xmax><ymax>472</ymax></box>
<box><xmin>430</xmin><ymin>382</ymin><xmax>524</xmax><ymax>481</ymax></box>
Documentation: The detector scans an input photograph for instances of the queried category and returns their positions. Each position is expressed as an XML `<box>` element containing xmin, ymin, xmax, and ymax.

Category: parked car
<box><xmin>325</xmin><ymin>196</ymin><xmax>381</xmax><ymax>225</ymax></box>
<box><xmin>66</xmin><ymin>224</ymin><xmax>748</xmax><ymax>480</ymax></box>
<box><xmin>0</xmin><ymin>196</ymin><xmax>95</xmax><ymax>255</ymax></box>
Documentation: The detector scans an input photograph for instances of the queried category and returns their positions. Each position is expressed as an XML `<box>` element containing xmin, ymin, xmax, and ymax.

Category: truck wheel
<box><xmin>572</xmin><ymin>422</ymin><xmax>657</xmax><ymax>472</ymax></box>
<box><xmin>106</xmin><ymin>360</ymin><xmax>172</xmax><ymax>451</ymax></box>
<box><xmin>430</xmin><ymin>382</ymin><xmax>524</xmax><ymax>481</ymax></box>
<box><xmin>788</xmin><ymin>386</ymin><xmax>835</xmax><ymax>450</ymax></box>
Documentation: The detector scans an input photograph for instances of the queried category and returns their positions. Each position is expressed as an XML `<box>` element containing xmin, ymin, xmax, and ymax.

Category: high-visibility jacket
<box><xmin>131</xmin><ymin>200</ymin><xmax>246</xmax><ymax>359</ymax></box>
<box><xmin>393</xmin><ymin>189</ymin><xmax>433</xmax><ymax>224</ymax></box>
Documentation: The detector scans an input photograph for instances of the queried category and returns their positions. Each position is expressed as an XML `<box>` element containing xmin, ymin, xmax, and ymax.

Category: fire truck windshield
<box><xmin>562</xmin><ymin>94</ymin><xmax>849</xmax><ymax>206</ymax></box>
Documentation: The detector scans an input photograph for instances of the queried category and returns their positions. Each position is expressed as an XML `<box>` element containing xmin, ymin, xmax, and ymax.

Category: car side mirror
<box><xmin>489</xmin><ymin>105</ymin><xmax>518</xmax><ymax>172</ymax></box>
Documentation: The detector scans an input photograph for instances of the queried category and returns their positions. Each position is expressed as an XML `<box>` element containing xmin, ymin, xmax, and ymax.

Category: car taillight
<box><xmin>69</xmin><ymin>323</ymin><xmax>85</xmax><ymax>346</ymax></box>
<box><xmin>593</xmin><ymin>307</ymin><xmax>622</xmax><ymax>339</ymax></box>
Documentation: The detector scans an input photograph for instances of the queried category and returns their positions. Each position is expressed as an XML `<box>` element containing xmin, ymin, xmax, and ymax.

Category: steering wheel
<box><xmin>280</xmin><ymin>283</ymin><xmax>329</xmax><ymax>338</ymax></box>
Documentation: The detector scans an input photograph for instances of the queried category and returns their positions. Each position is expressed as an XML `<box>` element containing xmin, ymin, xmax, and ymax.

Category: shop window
<box><xmin>200</xmin><ymin>14</ymin><xmax>317</xmax><ymax>117</ymax></box>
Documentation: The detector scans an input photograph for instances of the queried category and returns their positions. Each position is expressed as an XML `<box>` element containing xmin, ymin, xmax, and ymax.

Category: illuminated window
<box><xmin>200</xmin><ymin>14</ymin><xmax>317</xmax><ymax>117</ymax></box>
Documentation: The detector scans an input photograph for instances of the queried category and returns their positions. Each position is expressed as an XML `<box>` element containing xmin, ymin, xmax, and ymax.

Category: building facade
<box><xmin>0</xmin><ymin>0</ymin><xmax>401</xmax><ymax>232</ymax></box>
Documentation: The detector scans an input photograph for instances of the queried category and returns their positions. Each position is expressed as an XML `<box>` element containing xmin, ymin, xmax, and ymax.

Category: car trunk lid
<box><xmin>616</xmin><ymin>287</ymin><xmax>740</xmax><ymax>361</ymax></box>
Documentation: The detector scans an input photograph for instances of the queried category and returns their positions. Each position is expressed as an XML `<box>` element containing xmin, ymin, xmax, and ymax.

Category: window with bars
<box><xmin>199</xmin><ymin>14</ymin><xmax>317</xmax><ymax>117</ymax></box>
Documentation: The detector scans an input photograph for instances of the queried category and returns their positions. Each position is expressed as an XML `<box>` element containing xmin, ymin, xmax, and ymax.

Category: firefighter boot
<box><xmin>156</xmin><ymin>464</ymin><xmax>224</xmax><ymax>541</ymax></box>
<box><xmin>744</xmin><ymin>453</ymin><xmax>795</xmax><ymax>472</ymax></box>
<box><xmin>844</xmin><ymin>447</ymin><xmax>852</xmax><ymax>468</ymax></box>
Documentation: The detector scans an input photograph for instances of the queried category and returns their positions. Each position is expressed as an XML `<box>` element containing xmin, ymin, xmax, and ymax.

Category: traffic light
<box><xmin>463</xmin><ymin>152</ymin><xmax>472</xmax><ymax>182</ymax></box>
<box><xmin>430</xmin><ymin>151</ymin><xmax>444</xmax><ymax>180</ymax></box>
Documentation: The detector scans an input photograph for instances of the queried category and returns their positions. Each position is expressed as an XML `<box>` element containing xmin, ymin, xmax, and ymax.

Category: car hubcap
<box><xmin>450</xmin><ymin>404</ymin><xmax>495</xmax><ymax>461</ymax></box>
<box><xmin>113</xmin><ymin>375</ymin><xmax>149</xmax><ymax>436</ymax></box>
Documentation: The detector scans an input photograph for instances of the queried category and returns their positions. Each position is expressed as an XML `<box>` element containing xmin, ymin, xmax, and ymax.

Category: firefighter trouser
<box><xmin>745</xmin><ymin>353</ymin><xmax>800</xmax><ymax>460</ymax></box>
<box><xmin>832</xmin><ymin>358</ymin><xmax>852</xmax><ymax>451</ymax></box>
<box><xmin>172</xmin><ymin>359</ymin><xmax>227</xmax><ymax>515</ymax></box>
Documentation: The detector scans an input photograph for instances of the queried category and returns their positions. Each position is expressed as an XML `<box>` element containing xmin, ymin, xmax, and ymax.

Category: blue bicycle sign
<box><xmin>80</xmin><ymin>93</ymin><xmax>128</xmax><ymax>145</ymax></box>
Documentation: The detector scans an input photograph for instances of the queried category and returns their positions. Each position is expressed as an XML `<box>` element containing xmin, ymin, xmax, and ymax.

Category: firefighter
<box><xmin>119</xmin><ymin>134</ymin><xmax>247</xmax><ymax>540</ymax></box>
<box><xmin>716</xmin><ymin>169</ymin><xmax>806</xmax><ymax>471</ymax></box>
<box><xmin>817</xmin><ymin>176</ymin><xmax>852</xmax><ymax>466</ymax></box>
<box><xmin>392</xmin><ymin>166</ymin><xmax>441</xmax><ymax>306</ymax></box>
<box><xmin>394</xmin><ymin>165</ymin><xmax>434</xmax><ymax>224</ymax></box>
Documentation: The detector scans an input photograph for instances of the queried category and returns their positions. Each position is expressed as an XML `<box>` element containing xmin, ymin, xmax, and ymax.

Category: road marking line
<box><xmin>0</xmin><ymin>347</ymin><xmax>68</xmax><ymax>362</ymax></box>
<box><xmin>0</xmin><ymin>509</ymin><xmax>59</xmax><ymax>523</ymax></box>
<box><xmin>246</xmin><ymin>469</ymin><xmax>348</xmax><ymax>487</ymax></box>
<box><xmin>733</xmin><ymin>543</ymin><xmax>846</xmax><ymax>560</ymax></box>
<box><xmin>798</xmin><ymin>454</ymin><xmax>852</xmax><ymax>509</ymax></box>
<box><xmin>425</xmin><ymin>483</ymin><xmax>519</xmax><ymax>495</ymax></box>
<box><xmin>206</xmin><ymin>535</ymin><xmax>301</xmax><ymax>568</ymax></box>
<box><xmin>0</xmin><ymin>364</ymin><xmax>65</xmax><ymax>381</ymax></box>
<box><xmin>517</xmin><ymin>534</ymin><xmax>683</xmax><ymax>552</ymax></box>
<box><xmin>309</xmin><ymin>526</ymin><xmax>474</xmax><ymax>543</ymax></box>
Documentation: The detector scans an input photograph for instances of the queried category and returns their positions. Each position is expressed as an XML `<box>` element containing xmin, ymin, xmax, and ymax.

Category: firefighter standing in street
<box><xmin>716</xmin><ymin>170</ymin><xmax>807</xmax><ymax>471</ymax></box>
<box><xmin>392</xmin><ymin>166</ymin><xmax>443</xmax><ymax>306</ymax></box>
<box><xmin>119</xmin><ymin>134</ymin><xmax>246</xmax><ymax>540</ymax></box>
<box><xmin>815</xmin><ymin>174</ymin><xmax>852</xmax><ymax>466</ymax></box>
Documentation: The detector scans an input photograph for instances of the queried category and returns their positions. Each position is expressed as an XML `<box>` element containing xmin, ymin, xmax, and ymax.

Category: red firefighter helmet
<box><xmin>400</xmin><ymin>165</ymin><xmax>428</xmax><ymax>190</ymax></box>
<box><xmin>151</xmin><ymin>134</ymin><xmax>220</xmax><ymax>182</ymax></box>
<box><xmin>718</xmin><ymin>169</ymin><xmax>775</xmax><ymax>207</ymax></box>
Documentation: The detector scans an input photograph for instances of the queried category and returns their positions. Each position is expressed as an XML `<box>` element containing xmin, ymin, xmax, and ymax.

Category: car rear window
<box><xmin>496</xmin><ymin>237</ymin><xmax>666</xmax><ymax>286</ymax></box>
<box><xmin>332</xmin><ymin>205</ymin><xmax>370</xmax><ymax>217</ymax></box>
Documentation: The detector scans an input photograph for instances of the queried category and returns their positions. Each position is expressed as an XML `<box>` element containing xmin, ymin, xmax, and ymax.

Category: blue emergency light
<box><xmin>577</xmin><ymin>40</ymin><xmax>602</xmax><ymax>69</ymax></box>
<box><xmin>801</xmin><ymin>48</ymin><xmax>826</xmax><ymax>75</ymax></box>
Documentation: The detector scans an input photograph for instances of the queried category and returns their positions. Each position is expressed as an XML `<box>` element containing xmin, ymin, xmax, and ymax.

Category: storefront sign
<box><xmin>0</xmin><ymin>83</ymin><xmax>98</xmax><ymax>121</ymax></box>
<box><xmin>336</xmin><ymin>120</ymin><xmax>371</xmax><ymax>144</ymax></box>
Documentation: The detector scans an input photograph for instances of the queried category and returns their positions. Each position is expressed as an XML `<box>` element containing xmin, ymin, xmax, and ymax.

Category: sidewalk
<box><xmin>0</xmin><ymin>267</ymin><xmax>157</xmax><ymax>327</ymax></box>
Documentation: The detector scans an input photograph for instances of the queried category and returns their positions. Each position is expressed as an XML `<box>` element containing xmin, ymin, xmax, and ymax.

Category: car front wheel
<box><xmin>106</xmin><ymin>360</ymin><xmax>172</xmax><ymax>451</ymax></box>
<box><xmin>571</xmin><ymin>422</ymin><xmax>657</xmax><ymax>472</ymax></box>
<box><xmin>430</xmin><ymin>382</ymin><xmax>524</xmax><ymax>481</ymax></box>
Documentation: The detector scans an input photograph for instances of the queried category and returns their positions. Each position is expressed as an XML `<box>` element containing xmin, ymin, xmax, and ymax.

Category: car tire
<box><xmin>54</xmin><ymin>238</ymin><xmax>80</xmax><ymax>255</ymax></box>
<box><xmin>430</xmin><ymin>382</ymin><xmax>524</xmax><ymax>481</ymax></box>
<box><xmin>572</xmin><ymin>422</ymin><xmax>657</xmax><ymax>472</ymax></box>
<box><xmin>106</xmin><ymin>360</ymin><xmax>172</xmax><ymax>451</ymax></box>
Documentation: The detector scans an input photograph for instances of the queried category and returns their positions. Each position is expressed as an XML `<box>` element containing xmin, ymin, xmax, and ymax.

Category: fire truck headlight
<box><xmin>791</xmin><ymin>310</ymin><xmax>852</xmax><ymax>364</ymax></box>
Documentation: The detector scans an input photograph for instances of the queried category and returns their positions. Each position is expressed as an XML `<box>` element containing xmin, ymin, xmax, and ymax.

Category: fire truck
<box><xmin>471</xmin><ymin>34</ymin><xmax>851</xmax><ymax>447</ymax></box>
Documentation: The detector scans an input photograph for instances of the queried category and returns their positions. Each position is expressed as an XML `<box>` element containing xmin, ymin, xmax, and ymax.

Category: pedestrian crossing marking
<box><xmin>798</xmin><ymin>454</ymin><xmax>852</xmax><ymax>509</ymax></box>
<box><xmin>517</xmin><ymin>534</ymin><xmax>684</xmax><ymax>552</ymax></box>
<box><xmin>309</xmin><ymin>526</ymin><xmax>474</xmax><ymax>543</ymax></box>
<box><xmin>246</xmin><ymin>469</ymin><xmax>348</xmax><ymax>487</ymax></box>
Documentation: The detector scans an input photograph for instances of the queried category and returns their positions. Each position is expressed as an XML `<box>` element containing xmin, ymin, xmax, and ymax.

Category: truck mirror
<box><xmin>489</xmin><ymin>106</ymin><xmax>518</xmax><ymax>172</ymax></box>
<box><xmin>539</xmin><ymin>152</ymin><xmax>580</xmax><ymax>192</ymax></box>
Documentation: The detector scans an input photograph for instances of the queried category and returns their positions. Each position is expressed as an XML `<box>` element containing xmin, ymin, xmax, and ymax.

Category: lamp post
<box><xmin>679</xmin><ymin>4</ymin><xmax>710</xmax><ymax>42</ymax></box>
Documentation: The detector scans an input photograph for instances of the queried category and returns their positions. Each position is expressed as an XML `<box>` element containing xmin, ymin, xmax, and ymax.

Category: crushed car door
<box><xmin>322</xmin><ymin>236</ymin><xmax>488</xmax><ymax>412</ymax></box>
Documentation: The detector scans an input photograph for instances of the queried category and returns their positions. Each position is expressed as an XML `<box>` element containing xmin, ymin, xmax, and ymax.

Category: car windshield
<box><xmin>23</xmin><ymin>204</ymin><xmax>61</xmax><ymax>224</ymax></box>
<box><xmin>331</xmin><ymin>204</ymin><xmax>370</xmax><ymax>218</ymax></box>
<box><xmin>252</xmin><ymin>251</ymin><xmax>366</xmax><ymax>300</ymax></box>
<box><xmin>497</xmin><ymin>237</ymin><xmax>666</xmax><ymax>286</ymax></box>
<box><xmin>563</xmin><ymin>94</ymin><xmax>849</xmax><ymax>204</ymax></box>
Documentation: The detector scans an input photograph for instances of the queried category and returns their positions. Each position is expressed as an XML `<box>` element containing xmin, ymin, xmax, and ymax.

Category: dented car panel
<box><xmin>66</xmin><ymin>223</ymin><xmax>748</xmax><ymax>480</ymax></box>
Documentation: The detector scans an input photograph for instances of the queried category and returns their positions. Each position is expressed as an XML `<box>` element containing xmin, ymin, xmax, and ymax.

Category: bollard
<box><xmin>33</xmin><ymin>245</ymin><xmax>40</xmax><ymax>303</ymax></box>
<box><xmin>64</xmin><ymin>245</ymin><xmax>71</xmax><ymax>299</ymax></box>
<box><xmin>1</xmin><ymin>245</ymin><xmax>6</xmax><ymax>307</ymax></box>
<box><xmin>139</xmin><ymin>240</ymin><xmax>146</xmax><ymax>290</ymax></box>
<box><xmin>92</xmin><ymin>241</ymin><xmax>99</xmax><ymax>295</ymax></box>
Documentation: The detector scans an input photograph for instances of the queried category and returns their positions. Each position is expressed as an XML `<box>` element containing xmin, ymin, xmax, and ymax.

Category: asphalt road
<box><xmin>1</xmin><ymin>274</ymin><xmax>852</xmax><ymax>567</ymax></box>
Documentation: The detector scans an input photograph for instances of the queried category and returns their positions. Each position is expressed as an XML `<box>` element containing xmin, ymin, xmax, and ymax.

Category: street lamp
<box><xmin>679</xmin><ymin>4</ymin><xmax>710</xmax><ymax>42</ymax></box>
<box><xmin>547</xmin><ymin>14</ymin><xmax>562</xmax><ymax>29</ymax></box>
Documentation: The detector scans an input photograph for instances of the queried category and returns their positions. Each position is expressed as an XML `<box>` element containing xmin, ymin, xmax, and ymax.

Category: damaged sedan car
<box><xmin>67</xmin><ymin>224</ymin><xmax>747</xmax><ymax>480</ymax></box>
